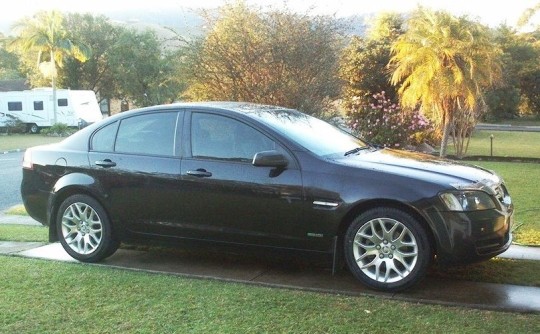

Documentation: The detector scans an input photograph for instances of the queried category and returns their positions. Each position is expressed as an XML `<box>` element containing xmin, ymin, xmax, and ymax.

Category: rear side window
<box><xmin>8</xmin><ymin>102</ymin><xmax>22</xmax><ymax>111</ymax></box>
<box><xmin>92</xmin><ymin>121</ymin><xmax>118</xmax><ymax>152</ymax></box>
<box><xmin>58</xmin><ymin>98</ymin><xmax>68</xmax><ymax>107</ymax></box>
<box><xmin>115</xmin><ymin>112</ymin><xmax>178</xmax><ymax>156</ymax></box>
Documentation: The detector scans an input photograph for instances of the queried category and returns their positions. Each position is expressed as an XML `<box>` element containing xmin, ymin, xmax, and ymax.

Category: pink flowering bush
<box><xmin>347</xmin><ymin>92</ymin><xmax>433</xmax><ymax>148</ymax></box>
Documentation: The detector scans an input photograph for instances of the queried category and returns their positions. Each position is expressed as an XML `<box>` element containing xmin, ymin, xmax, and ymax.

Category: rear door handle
<box><xmin>95</xmin><ymin>159</ymin><xmax>117</xmax><ymax>168</ymax></box>
<box><xmin>187</xmin><ymin>169</ymin><xmax>212</xmax><ymax>177</ymax></box>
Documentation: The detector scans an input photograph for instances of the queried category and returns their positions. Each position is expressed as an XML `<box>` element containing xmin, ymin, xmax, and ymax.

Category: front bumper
<box><xmin>425</xmin><ymin>206</ymin><xmax>513</xmax><ymax>264</ymax></box>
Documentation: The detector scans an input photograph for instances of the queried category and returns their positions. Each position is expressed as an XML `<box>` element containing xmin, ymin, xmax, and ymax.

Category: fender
<box><xmin>48</xmin><ymin>172</ymin><xmax>109</xmax><ymax>226</ymax></box>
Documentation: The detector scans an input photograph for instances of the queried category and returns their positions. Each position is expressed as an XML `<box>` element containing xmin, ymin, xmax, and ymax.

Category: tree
<box><xmin>62</xmin><ymin>13</ymin><xmax>120</xmax><ymax>105</ymax></box>
<box><xmin>390</xmin><ymin>7</ymin><xmax>502</xmax><ymax>157</ymax></box>
<box><xmin>9</xmin><ymin>11</ymin><xmax>91</xmax><ymax>123</ymax></box>
<box><xmin>0</xmin><ymin>33</ymin><xmax>23</xmax><ymax>80</ymax></box>
<box><xmin>108</xmin><ymin>28</ymin><xmax>179</xmax><ymax>107</ymax></box>
<box><xmin>183</xmin><ymin>1</ymin><xmax>344</xmax><ymax>115</ymax></box>
<box><xmin>339</xmin><ymin>12</ymin><xmax>405</xmax><ymax>113</ymax></box>
<box><xmin>485</xmin><ymin>25</ymin><xmax>538</xmax><ymax>120</ymax></box>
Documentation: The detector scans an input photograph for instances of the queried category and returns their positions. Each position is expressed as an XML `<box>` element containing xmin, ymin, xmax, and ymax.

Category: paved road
<box><xmin>0</xmin><ymin>151</ymin><xmax>23</xmax><ymax>211</ymax></box>
<box><xmin>476</xmin><ymin>123</ymin><xmax>540</xmax><ymax>132</ymax></box>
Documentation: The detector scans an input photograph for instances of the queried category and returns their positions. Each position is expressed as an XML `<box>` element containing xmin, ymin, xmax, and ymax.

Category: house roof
<box><xmin>0</xmin><ymin>79</ymin><xmax>30</xmax><ymax>92</ymax></box>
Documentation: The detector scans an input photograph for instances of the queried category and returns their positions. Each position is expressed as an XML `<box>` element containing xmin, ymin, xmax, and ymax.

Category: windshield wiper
<box><xmin>344</xmin><ymin>147</ymin><xmax>368</xmax><ymax>156</ymax></box>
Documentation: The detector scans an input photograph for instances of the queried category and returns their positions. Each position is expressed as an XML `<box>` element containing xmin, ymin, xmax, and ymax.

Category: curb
<box><xmin>1</xmin><ymin>148</ymin><xmax>23</xmax><ymax>155</ymax></box>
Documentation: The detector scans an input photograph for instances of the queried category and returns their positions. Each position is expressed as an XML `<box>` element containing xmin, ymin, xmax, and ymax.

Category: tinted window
<box><xmin>115</xmin><ymin>112</ymin><xmax>178</xmax><ymax>156</ymax></box>
<box><xmin>249</xmin><ymin>109</ymin><xmax>367</xmax><ymax>157</ymax></box>
<box><xmin>34</xmin><ymin>101</ymin><xmax>44</xmax><ymax>111</ymax></box>
<box><xmin>8</xmin><ymin>102</ymin><xmax>22</xmax><ymax>111</ymax></box>
<box><xmin>92</xmin><ymin>121</ymin><xmax>118</xmax><ymax>152</ymax></box>
<box><xmin>58</xmin><ymin>98</ymin><xmax>68</xmax><ymax>107</ymax></box>
<box><xmin>191</xmin><ymin>113</ymin><xmax>275</xmax><ymax>162</ymax></box>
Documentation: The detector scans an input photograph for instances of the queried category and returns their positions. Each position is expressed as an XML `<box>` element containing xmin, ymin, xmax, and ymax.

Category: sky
<box><xmin>1</xmin><ymin>0</ymin><xmax>539</xmax><ymax>30</ymax></box>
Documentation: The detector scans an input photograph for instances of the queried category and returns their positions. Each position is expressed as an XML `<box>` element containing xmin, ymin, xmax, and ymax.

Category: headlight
<box><xmin>439</xmin><ymin>191</ymin><xmax>496</xmax><ymax>211</ymax></box>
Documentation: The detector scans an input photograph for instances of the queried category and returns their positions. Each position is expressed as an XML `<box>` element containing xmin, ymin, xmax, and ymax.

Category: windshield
<box><xmin>247</xmin><ymin>108</ymin><xmax>369</xmax><ymax>157</ymax></box>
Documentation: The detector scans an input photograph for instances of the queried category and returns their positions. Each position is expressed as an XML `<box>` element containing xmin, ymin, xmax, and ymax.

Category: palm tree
<box><xmin>390</xmin><ymin>7</ymin><xmax>502</xmax><ymax>157</ymax></box>
<box><xmin>9</xmin><ymin>11</ymin><xmax>91</xmax><ymax>124</ymax></box>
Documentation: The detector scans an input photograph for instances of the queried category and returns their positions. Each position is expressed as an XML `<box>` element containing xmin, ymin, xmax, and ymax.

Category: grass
<box><xmin>0</xmin><ymin>225</ymin><xmax>48</xmax><ymax>242</ymax></box>
<box><xmin>0</xmin><ymin>256</ymin><xmax>538</xmax><ymax>333</ymax></box>
<box><xmin>473</xmin><ymin>161</ymin><xmax>540</xmax><ymax>246</ymax></box>
<box><xmin>448</xmin><ymin>130</ymin><xmax>540</xmax><ymax>158</ymax></box>
<box><xmin>0</xmin><ymin>133</ymin><xmax>64</xmax><ymax>152</ymax></box>
<box><xmin>4</xmin><ymin>204</ymin><xmax>28</xmax><ymax>216</ymax></box>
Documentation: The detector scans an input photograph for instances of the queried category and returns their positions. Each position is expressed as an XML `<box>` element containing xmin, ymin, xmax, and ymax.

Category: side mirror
<box><xmin>252</xmin><ymin>150</ymin><xmax>288</xmax><ymax>168</ymax></box>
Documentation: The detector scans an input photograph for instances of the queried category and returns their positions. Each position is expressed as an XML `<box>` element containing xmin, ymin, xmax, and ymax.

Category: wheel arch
<box><xmin>48</xmin><ymin>177</ymin><xmax>111</xmax><ymax>243</ymax></box>
<box><xmin>337</xmin><ymin>199</ymin><xmax>437</xmax><ymax>258</ymax></box>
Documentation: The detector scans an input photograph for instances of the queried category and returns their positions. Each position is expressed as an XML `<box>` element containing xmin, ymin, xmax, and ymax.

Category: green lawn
<box><xmin>0</xmin><ymin>134</ymin><xmax>64</xmax><ymax>152</ymax></box>
<box><xmin>473</xmin><ymin>161</ymin><xmax>540</xmax><ymax>245</ymax></box>
<box><xmin>0</xmin><ymin>256</ymin><xmax>538</xmax><ymax>333</ymax></box>
<box><xmin>448</xmin><ymin>130</ymin><xmax>540</xmax><ymax>158</ymax></box>
<box><xmin>0</xmin><ymin>224</ymin><xmax>48</xmax><ymax>242</ymax></box>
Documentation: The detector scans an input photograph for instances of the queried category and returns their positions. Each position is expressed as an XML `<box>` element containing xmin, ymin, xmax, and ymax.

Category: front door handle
<box><xmin>187</xmin><ymin>169</ymin><xmax>212</xmax><ymax>177</ymax></box>
<box><xmin>95</xmin><ymin>159</ymin><xmax>117</xmax><ymax>168</ymax></box>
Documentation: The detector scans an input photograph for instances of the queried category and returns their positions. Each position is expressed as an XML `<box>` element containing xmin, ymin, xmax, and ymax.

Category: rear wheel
<box><xmin>27</xmin><ymin>123</ymin><xmax>39</xmax><ymax>134</ymax></box>
<box><xmin>344</xmin><ymin>207</ymin><xmax>431</xmax><ymax>291</ymax></box>
<box><xmin>56</xmin><ymin>194</ymin><xmax>119</xmax><ymax>262</ymax></box>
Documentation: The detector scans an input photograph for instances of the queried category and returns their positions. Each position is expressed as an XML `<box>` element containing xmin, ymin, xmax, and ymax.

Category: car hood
<box><xmin>333</xmin><ymin>148</ymin><xmax>501</xmax><ymax>187</ymax></box>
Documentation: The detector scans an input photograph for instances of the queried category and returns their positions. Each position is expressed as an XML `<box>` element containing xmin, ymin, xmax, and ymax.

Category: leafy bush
<box><xmin>1</xmin><ymin>114</ymin><xmax>26</xmax><ymax>134</ymax></box>
<box><xmin>41</xmin><ymin>123</ymin><xmax>76</xmax><ymax>137</ymax></box>
<box><xmin>347</xmin><ymin>92</ymin><xmax>434</xmax><ymax>148</ymax></box>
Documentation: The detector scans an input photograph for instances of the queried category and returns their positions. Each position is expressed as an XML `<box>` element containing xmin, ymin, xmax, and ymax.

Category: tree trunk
<box><xmin>439</xmin><ymin>104</ymin><xmax>452</xmax><ymax>157</ymax></box>
<box><xmin>439</xmin><ymin>117</ymin><xmax>451</xmax><ymax>157</ymax></box>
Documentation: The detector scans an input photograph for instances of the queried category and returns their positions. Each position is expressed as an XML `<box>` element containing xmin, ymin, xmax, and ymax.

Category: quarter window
<box><xmin>191</xmin><ymin>113</ymin><xmax>275</xmax><ymax>162</ymax></box>
<box><xmin>92</xmin><ymin>121</ymin><xmax>118</xmax><ymax>152</ymax></box>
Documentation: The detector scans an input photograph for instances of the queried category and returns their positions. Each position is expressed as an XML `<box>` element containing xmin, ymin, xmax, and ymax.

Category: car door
<box><xmin>177</xmin><ymin>111</ymin><xmax>307</xmax><ymax>249</ymax></box>
<box><xmin>88</xmin><ymin>111</ymin><xmax>183</xmax><ymax>235</ymax></box>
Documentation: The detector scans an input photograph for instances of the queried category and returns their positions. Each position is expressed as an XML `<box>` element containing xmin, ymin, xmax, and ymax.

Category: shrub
<box><xmin>1</xmin><ymin>115</ymin><xmax>26</xmax><ymax>134</ymax></box>
<box><xmin>347</xmin><ymin>92</ymin><xmax>433</xmax><ymax>148</ymax></box>
<box><xmin>41</xmin><ymin>123</ymin><xmax>76</xmax><ymax>137</ymax></box>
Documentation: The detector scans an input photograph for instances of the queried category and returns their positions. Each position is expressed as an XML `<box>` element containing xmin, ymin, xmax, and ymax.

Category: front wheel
<box><xmin>56</xmin><ymin>194</ymin><xmax>119</xmax><ymax>262</ymax></box>
<box><xmin>344</xmin><ymin>207</ymin><xmax>431</xmax><ymax>292</ymax></box>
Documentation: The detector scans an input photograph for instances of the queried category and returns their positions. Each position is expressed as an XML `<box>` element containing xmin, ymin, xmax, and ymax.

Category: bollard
<box><xmin>490</xmin><ymin>134</ymin><xmax>494</xmax><ymax>157</ymax></box>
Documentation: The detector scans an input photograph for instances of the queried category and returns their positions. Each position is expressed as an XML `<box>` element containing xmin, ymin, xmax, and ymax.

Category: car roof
<box><xmin>129</xmin><ymin>101</ymin><xmax>294</xmax><ymax>117</ymax></box>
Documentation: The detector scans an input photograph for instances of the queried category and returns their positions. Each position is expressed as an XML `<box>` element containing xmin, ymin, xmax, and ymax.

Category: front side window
<box><xmin>191</xmin><ymin>113</ymin><xmax>275</xmax><ymax>162</ymax></box>
<box><xmin>115</xmin><ymin>112</ymin><xmax>178</xmax><ymax>156</ymax></box>
<box><xmin>7</xmin><ymin>102</ymin><xmax>22</xmax><ymax>111</ymax></box>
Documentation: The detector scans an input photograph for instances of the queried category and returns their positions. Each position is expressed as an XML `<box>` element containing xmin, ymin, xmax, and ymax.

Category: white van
<box><xmin>0</xmin><ymin>88</ymin><xmax>103</xmax><ymax>133</ymax></box>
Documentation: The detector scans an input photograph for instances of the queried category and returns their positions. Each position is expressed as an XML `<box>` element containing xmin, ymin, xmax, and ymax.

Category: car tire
<box><xmin>56</xmin><ymin>194</ymin><xmax>119</xmax><ymax>262</ymax></box>
<box><xmin>344</xmin><ymin>207</ymin><xmax>431</xmax><ymax>292</ymax></box>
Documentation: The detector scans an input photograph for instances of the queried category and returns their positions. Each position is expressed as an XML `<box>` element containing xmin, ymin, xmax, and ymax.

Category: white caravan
<box><xmin>0</xmin><ymin>88</ymin><xmax>103</xmax><ymax>133</ymax></box>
